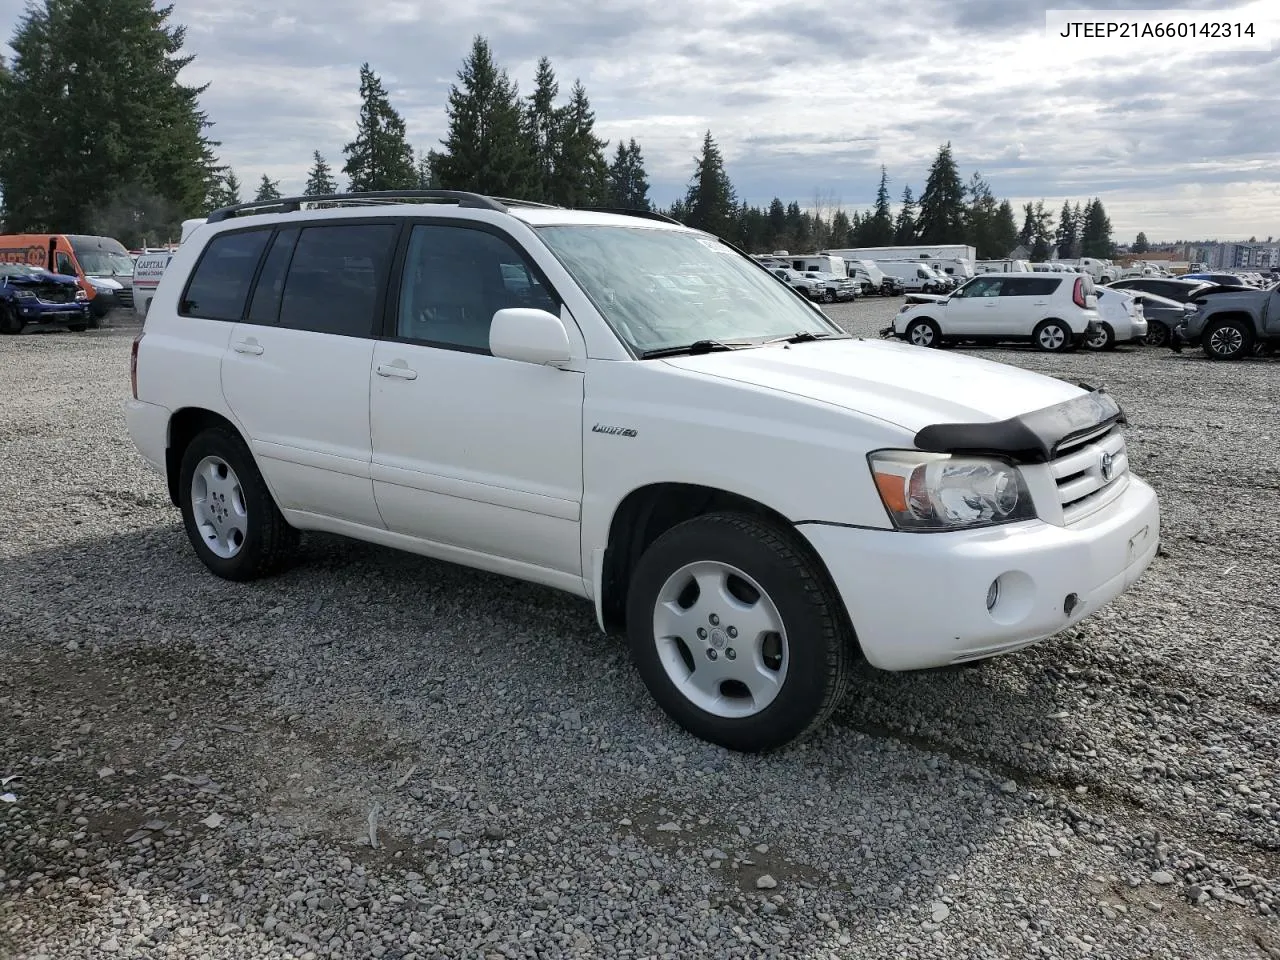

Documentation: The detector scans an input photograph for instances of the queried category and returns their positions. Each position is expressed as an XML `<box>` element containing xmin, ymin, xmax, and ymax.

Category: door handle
<box><xmin>233</xmin><ymin>339</ymin><xmax>263</xmax><ymax>355</ymax></box>
<box><xmin>1032</xmin><ymin>300</ymin><xmax>1049</xmax><ymax>305</ymax></box>
<box><xmin>376</xmin><ymin>362</ymin><xmax>418</xmax><ymax>380</ymax></box>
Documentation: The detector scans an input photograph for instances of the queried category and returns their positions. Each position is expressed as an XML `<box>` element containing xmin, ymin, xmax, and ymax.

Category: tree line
<box><xmin>0</xmin><ymin>7</ymin><xmax>1116</xmax><ymax>260</ymax></box>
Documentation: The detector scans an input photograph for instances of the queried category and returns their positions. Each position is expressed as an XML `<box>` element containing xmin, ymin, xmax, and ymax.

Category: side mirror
<box><xmin>489</xmin><ymin>307</ymin><xmax>572</xmax><ymax>368</ymax></box>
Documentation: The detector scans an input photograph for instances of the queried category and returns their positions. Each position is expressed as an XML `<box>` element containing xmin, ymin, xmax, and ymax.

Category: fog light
<box><xmin>986</xmin><ymin>578</ymin><xmax>1001</xmax><ymax>611</ymax></box>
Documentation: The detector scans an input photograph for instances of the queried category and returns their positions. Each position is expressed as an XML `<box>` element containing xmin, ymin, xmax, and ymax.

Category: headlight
<box><xmin>13</xmin><ymin>289</ymin><xmax>34</xmax><ymax>299</ymax></box>
<box><xmin>75</xmin><ymin>289</ymin><xmax>88</xmax><ymax>301</ymax></box>
<box><xmin>868</xmin><ymin>451</ymin><xmax>1037</xmax><ymax>531</ymax></box>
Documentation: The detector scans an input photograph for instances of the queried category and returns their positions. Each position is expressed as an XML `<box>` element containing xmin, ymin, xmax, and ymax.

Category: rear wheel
<box><xmin>1032</xmin><ymin>318</ymin><xmax>1072</xmax><ymax>352</ymax></box>
<box><xmin>1202</xmin><ymin>319</ymin><xmax>1253</xmax><ymax>361</ymax></box>
<box><xmin>1084</xmin><ymin>322</ymin><xmax>1115</xmax><ymax>351</ymax></box>
<box><xmin>1142</xmin><ymin>322</ymin><xmax>1170</xmax><ymax>347</ymax></box>
<box><xmin>905</xmin><ymin>317</ymin><xmax>942</xmax><ymax>348</ymax></box>
<box><xmin>625</xmin><ymin>513</ymin><xmax>855</xmax><ymax>752</ymax></box>
<box><xmin>178</xmin><ymin>426</ymin><xmax>299</xmax><ymax>581</ymax></box>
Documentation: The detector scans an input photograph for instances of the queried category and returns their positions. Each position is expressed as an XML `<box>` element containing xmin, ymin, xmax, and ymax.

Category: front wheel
<box><xmin>1033</xmin><ymin>318</ymin><xmax>1072</xmax><ymax>352</ymax></box>
<box><xmin>0</xmin><ymin>305</ymin><xmax>24</xmax><ymax>335</ymax></box>
<box><xmin>624</xmin><ymin>513</ymin><xmax>855</xmax><ymax>752</ymax></box>
<box><xmin>905</xmin><ymin>317</ymin><xmax>942</xmax><ymax>348</ymax></box>
<box><xmin>178</xmin><ymin>425</ymin><xmax>299</xmax><ymax>581</ymax></box>
<box><xmin>1202</xmin><ymin>319</ymin><xmax>1253</xmax><ymax>361</ymax></box>
<box><xmin>821</xmin><ymin>288</ymin><xmax>835</xmax><ymax>303</ymax></box>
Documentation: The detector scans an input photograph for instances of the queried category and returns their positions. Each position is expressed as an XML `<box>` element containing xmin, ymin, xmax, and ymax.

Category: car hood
<box><xmin>4</xmin><ymin>270</ymin><xmax>78</xmax><ymax>287</ymax></box>
<box><xmin>660</xmin><ymin>337</ymin><xmax>1086</xmax><ymax>433</ymax></box>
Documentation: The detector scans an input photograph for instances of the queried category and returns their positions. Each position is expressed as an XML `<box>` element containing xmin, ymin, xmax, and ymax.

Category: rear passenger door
<box><xmin>997</xmin><ymin>276</ymin><xmax>1059</xmax><ymax>335</ymax></box>
<box><xmin>217</xmin><ymin>221</ymin><xmax>400</xmax><ymax>528</ymax></box>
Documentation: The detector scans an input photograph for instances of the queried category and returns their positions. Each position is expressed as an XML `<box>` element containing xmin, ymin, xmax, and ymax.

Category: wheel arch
<box><xmin>164</xmin><ymin>407</ymin><xmax>247</xmax><ymax>506</ymax></box>
<box><xmin>596</xmin><ymin>482</ymin><xmax>853</xmax><ymax>642</ymax></box>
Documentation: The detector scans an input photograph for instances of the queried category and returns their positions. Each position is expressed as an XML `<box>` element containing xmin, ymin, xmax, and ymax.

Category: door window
<box><xmin>999</xmin><ymin>277</ymin><xmax>1060</xmax><ymax>297</ymax></box>
<box><xmin>277</xmin><ymin>224</ymin><xmax>399</xmax><ymax>337</ymax></box>
<box><xmin>179</xmin><ymin>228</ymin><xmax>273</xmax><ymax>321</ymax></box>
<box><xmin>396</xmin><ymin>224</ymin><xmax>558</xmax><ymax>352</ymax></box>
<box><xmin>956</xmin><ymin>276</ymin><xmax>1004</xmax><ymax>298</ymax></box>
<box><xmin>246</xmin><ymin>228</ymin><xmax>300</xmax><ymax>325</ymax></box>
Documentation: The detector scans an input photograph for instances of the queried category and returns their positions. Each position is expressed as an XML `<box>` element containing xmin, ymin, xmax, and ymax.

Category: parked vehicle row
<box><xmin>0</xmin><ymin>232</ymin><xmax>135</xmax><ymax>330</ymax></box>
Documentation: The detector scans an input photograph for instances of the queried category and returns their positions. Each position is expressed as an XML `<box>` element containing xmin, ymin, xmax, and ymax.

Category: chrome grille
<box><xmin>1049</xmin><ymin>423</ymin><xmax>1129</xmax><ymax>524</ymax></box>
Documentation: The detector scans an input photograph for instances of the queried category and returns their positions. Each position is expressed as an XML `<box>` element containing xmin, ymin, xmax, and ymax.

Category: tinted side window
<box><xmin>278</xmin><ymin>224</ymin><xmax>398</xmax><ymax>337</ymax></box>
<box><xmin>397</xmin><ymin>225</ymin><xmax>558</xmax><ymax>352</ymax></box>
<box><xmin>180</xmin><ymin>229</ymin><xmax>272</xmax><ymax>321</ymax></box>
<box><xmin>1001</xmin><ymin>277</ymin><xmax>1060</xmax><ymax>296</ymax></box>
<box><xmin>246</xmin><ymin>228</ymin><xmax>299</xmax><ymax>325</ymax></box>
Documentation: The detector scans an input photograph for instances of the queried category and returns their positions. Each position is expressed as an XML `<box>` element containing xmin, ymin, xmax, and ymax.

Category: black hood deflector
<box><xmin>913</xmin><ymin>388</ymin><xmax>1125</xmax><ymax>464</ymax></box>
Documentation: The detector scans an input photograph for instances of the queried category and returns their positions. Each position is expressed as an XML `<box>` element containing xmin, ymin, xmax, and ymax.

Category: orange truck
<box><xmin>0</xmin><ymin>233</ymin><xmax>135</xmax><ymax>321</ymax></box>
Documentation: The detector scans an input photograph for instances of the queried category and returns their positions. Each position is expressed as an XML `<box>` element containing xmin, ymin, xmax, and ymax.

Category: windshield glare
<box><xmin>535</xmin><ymin>225</ymin><xmax>837</xmax><ymax>354</ymax></box>
<box><xmin>74</xmin><ymin>250</ymin><xmax>134</xmax><ymax>275</ymax></box>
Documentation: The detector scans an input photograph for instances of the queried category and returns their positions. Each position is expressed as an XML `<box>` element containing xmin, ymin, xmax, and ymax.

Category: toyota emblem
<box><xmin>1099</xmin><ymin>451</ymin><xmax>1114</xmax><ymax>481</ymax></box>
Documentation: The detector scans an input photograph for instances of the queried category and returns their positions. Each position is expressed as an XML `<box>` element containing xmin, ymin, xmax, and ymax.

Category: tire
<box><xmin>1142</xmin><ymin>323</ymin><xmax>1170</xmax><ymax>348</ymax></box>
<box><xmin>66</xmin><ymin>323</ymin><xmax>88</xmax><ymax>333</ymax></box>
<box><xmin>905</xmin><ymin>317</ymin><xmax>942</xmax><ymax>348</ymax></box>
<box><xmin>177</xmin><ymin>425</ymin><xmax>299</xmax><ymax>581</ymax></box>
<box><xmin>821</xmin><ymin>288</ymin><xmax>835</xmax><ymax>303</ymax></box>
<box><xmin>1083</xmin><ymin>322</ymin><xmax>1115</xmax><ymax>351</ymax></box>
<box><xmin>624</xmin><ymin>512</ymin><xmax>855</xmax><ymax>753</ymax></box>
<box><xmin>1202</xmin><ymin>318</ymin><xmax>1253</xmax><ymax>361</ymax></box>
<box><xmin>1032</xmin><ymin>318</ymin><xmax>1072</xmax><ymax>352</ymax></box>
<box><xmin>0</xmin><ymin>305</ymin><xmax>23</xmax><ymax>335</ymax></box>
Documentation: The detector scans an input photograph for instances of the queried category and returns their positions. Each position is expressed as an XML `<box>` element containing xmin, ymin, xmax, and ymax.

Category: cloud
<box><xmin>0</xmin><ymin>0</ymin><xmax>1277</xmax><ymax>239</ymax></box>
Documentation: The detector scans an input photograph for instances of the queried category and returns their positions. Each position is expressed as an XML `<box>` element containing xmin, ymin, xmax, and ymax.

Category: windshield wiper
<box><xmin>763</xmin><ymin>330</ymin><xmax>845</xmax><ymax>345</ymax></box>
<box><xmin>639</xmin><ymin>339</ymin><xmax>757</xmax><ymax>358</ymax></box>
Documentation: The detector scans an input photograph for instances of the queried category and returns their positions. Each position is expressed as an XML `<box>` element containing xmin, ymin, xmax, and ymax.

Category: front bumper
<box><xmin>799</xmin><ymin>476</ymin><xmax>1160</xmax><ymax>671</ymax></box>
<box><xmin>14</xmin><ymin>299</ymin><xmax>92</xmax><ymax>325</ymax></box>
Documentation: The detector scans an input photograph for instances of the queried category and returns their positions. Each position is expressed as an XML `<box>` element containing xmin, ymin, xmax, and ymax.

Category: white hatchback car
<box><xmin>1088</xmin><ymin>287</ymin><xmax>1149</xmax><ymax>350</ymax></box>
<box><xmin>125</xmin><ymin>191</ymin><xmax>1160</xmax><ymax>753</ymax></box>
<box><xmin>889</xmin><ymin>271</ymin><xmax>1101</xmax><ymax>352</ymax></box>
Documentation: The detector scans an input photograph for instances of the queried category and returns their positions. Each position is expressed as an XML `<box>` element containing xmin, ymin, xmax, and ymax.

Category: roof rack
<box><xmin>578</xmin><ymin>206</ymin><xmax>683</xmax><ymax>226</ymax></box>
<box><xmin>204</xmin><ymin>189</ymin><xmax>516</xmax><ymax>223</ymax></box>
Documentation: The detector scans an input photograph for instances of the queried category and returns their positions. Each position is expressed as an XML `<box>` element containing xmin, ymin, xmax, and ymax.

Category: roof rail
<box><xmin>204</xmin><ymin>189</ymin><xmax>513</xmax><ymax>223</ymax></box>
<box><xmin>577</xmin><ymin>206</ymin><xmax>684</xmax><ymax>226</ymax></box>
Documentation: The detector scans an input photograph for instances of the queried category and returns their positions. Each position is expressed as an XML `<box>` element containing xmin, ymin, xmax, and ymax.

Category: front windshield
<box><xmin>535</xmin><ymin>225</ymin><xmax>839</xmax><ymax>354</ymax></box>
<box><xmin>74</xmin><ymin>250</ymin><xmax>135</xmax><ymax>275</ymax></box>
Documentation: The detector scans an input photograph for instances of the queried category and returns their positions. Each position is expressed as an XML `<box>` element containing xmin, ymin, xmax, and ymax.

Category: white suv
<box><xmin>125</xmin><ymin>191</ymin><xmax>1161</xmax><ymax>753</ymax></box>
<box><xmin>889</xmin><ymin>271</ymin><xmax>1101</xmax><ymax>351</ymax></box>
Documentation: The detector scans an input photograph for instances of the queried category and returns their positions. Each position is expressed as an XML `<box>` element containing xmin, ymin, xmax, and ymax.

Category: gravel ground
<box><xmin>2</xmin><ymin>304</ymin><xmax>1278</xmax><ymax>960</ymax></box>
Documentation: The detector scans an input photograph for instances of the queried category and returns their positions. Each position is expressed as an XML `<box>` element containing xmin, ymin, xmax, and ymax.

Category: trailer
<box><xmin>822</xmin><ymin>244</ymin><xmax>977</xmax><ymax>267</ymax></box>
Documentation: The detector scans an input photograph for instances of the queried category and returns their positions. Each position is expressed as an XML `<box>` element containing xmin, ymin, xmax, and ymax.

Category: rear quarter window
<box><xmin>179</xmin><ymin>229</ymin><xmax>273</xmax><ymax>321</ymax></box>
<box><xmin>1000</xmin><ymin>277</ymin><xmax>1060</xmax><ymax>296</ymax></box>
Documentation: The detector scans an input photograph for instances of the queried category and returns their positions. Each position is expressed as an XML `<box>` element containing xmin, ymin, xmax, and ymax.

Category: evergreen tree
<box><xmin>1080</xmin><ymin>198</ymin><xmax>1114</xmax><ymax>257</ymax></box>
<box><xmin>434</xmin><ymin>36</ymin><xmax>532</xmax><ymax>197</ymax></box>
<box><xmin>964</xmin><ymin>171</ymin><xmax>1000</xmax><ymax>258</ymax></box>
<box><xmin>1055</xmin><ymin>199</ymin><xmax>1078</xmax><ymax>258</ymax></box>
<box><xmin>1133</xmin><ymin>231</ymin><xmax>1150</xmax><ymax>254</ymax></box>
<box><xmin>552</xmin><ymin>80</ymin><xmax>607</xmax><ymax>207</ymax></box>
<box><xmin>0</xmin><ymin>0</ymin><xmax>219</xmax><ymax>238</ymax></box>
<box><xmin>254</xmin><ymin>174</ymin><xmax>281</xmax><ymax>202</ymax></box>
<box><xmin>417</xmin><ymin>151</ymin><xmax>441</xmax><ymax>189</ymax></box>
<box><xmin>208</xmin><ymin>170</ymin><xmax>242</xmax><ymax>210</ymax></box>
<box><xmin>993</xmin><ymin>200</ymin><xmax>1019</xmax><ymax>257</ymax></box>
<box><xmin>606</xmin><ymin>139</ymin><xmax>651</xmax><ymax>210</ymax></box>
<box><xmin>915</xmin><ymin>143</ymin><xmax>966</xmax><ymax>244</ymax></box>
<box><xmin>342</xmin><ymin>63</ymin><xmax>417</xmax><ymax>191</ymax></box>
<box><xmin>894</xmin><ymin>186</ymin><xmax>917</xmax><ymax>244</ymax></box>
<box><xmin>683</xmin><ymin>131</ymin><xmax>737</xmax><ymax>237</ymax></box>
<box><xmin>767</xmin><ymin>198</ymin><xmax>787</xmax><ymax>246</ymax></box>
<box><xmin>303</xmin><ymin>151</ymin><xmax>337</xmax><ymax>196</ymax></box>
<box><xmin>829</xmin><ymin>209</ymin><xmax>851</xmax><ymax>247</ymax></box>
<box><xmin>1031</xmin><ymin>200</ymin><xmax>1055</xmax><ymax>261</ymax></box>
<box><xmin>862</xmin><ymin>166</ymin><xmax>894</xmax><ymax>246</ymax></box>
<box><xmin>1018</xmin><ymin>202</ymin><xmax>1036</xmax><ymax>249</ymax></box>
<box><xmin>521</xmin><ymin>56</ymin><xmax>560</xmax><ymax>203</ymax></box>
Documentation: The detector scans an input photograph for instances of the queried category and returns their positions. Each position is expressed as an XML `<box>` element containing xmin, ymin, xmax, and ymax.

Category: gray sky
<box><xmin>4</xmin><ymin>0</ymin><xmax>1278</xmax><ymax>241</ymax></box>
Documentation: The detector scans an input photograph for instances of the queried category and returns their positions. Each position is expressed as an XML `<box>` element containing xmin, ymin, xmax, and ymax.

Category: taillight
<box><xmin>1072</xmin><ymin>276</ymin><xmax>1087</xmax><ymax>308</ymax></box>
<box><xmin>130</xmin><ymin>331</ymin><xmax>143</xmax><ymax>399</ymax></box>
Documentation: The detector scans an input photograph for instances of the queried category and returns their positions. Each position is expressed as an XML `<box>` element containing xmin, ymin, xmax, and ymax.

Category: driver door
<box><xmin>368</xmin><ymin>222</ymin><xmax>586</xmax><ymax>579</ymax></box>
<box><xmin>943</xmin><ymin>276</ymin><xmax>1003</xmax><ymax>334</ymax></box>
